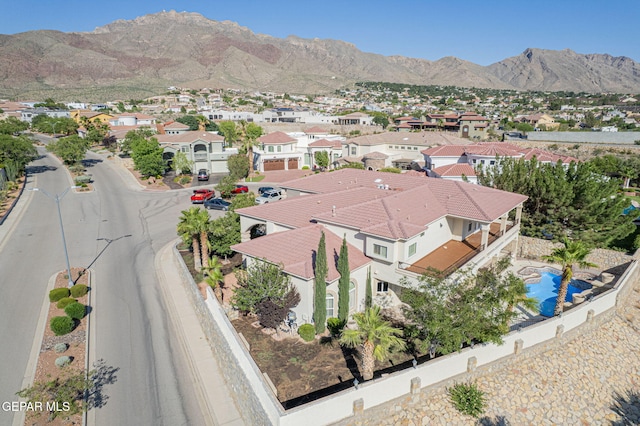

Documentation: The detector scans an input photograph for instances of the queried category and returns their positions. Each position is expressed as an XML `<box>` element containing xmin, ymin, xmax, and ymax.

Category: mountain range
<box><xmin>1</xmin><ymin>10</ymin><xmax>639</xmax><ymax>101</ymax></box>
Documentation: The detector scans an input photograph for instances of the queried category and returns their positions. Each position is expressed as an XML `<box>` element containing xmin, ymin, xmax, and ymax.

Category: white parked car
<box><xmin>255</xmin><ymin>189</ymin><xmax>284</xmax><ymax>204</ymax></box>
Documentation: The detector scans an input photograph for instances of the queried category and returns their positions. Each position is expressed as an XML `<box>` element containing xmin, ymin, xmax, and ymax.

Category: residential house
<box><xmin>422</xmin><ymin>142</ymin><xmax>578</xmax><ymax>183</ymax></box>
<box><xmin>517</xmin><ymin>113</ymin><xmax>559</xmax><ymax>130</ymax></box>
<box><xmin>20</xmin><ymin>107</ymin><xmax>70</xmax><ymax>123</ymax></box>
<box><xmin>458</xmin><ymin>112</ymin><xmax>489</xmax><ymax>139</ymax></box>
<box><xmin>155</xmin><ymin>131</ymin><xmax>237</xmax><ymax>174</ymax></box>
<box><xmin>342</xmin><ymin>132</ymin><xmax>468</xmax><ymax>170</ymax></box>
<box><xmin>70</xmin><ymin>110</ymin><xmax>113</xmax><ymax>125</ymax></box>
<box><xmin>254</xmin><ymin>131</ymin><xmax>302</xmax><ymax>172</ymax></box>
<box><xmin>232</xmin><ymin>169</ymin><xmax>527</xmax><ymax>324</ymax></box>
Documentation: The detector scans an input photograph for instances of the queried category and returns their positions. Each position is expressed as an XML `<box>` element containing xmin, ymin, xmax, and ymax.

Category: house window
<box><xmin>377</xmin><ymin>281</ymin><xmax>389</xmax><ymax>292</ymax></box>
<box><xmin>408</xmin><ymin>242</ymin><xmax>417</xmax><ymax>257</ymax></box>
<box><xmin>181</xmin><ymin>146</ymin><xmax>188</xmax><ymax>153</ymax></box>
<box><xmin>351</xmin><ymin>147</ymin><xmax>356</xmax><ymax>155</ymax></box>
<box><xmin>490</xmin><ymin>160</ymin><xmax>495</xmax><ymax>165</ymax></box>
<box><xmin>277</xmin><ymin>145</ymin><xmax>282</xmax><ymax>152</ymax></box>
<box><xmin>268</xmin><ymin>146</ymin><xmax>274</xmax><ymax>153</ymax></box>
<box><xmin>326</xmin><ymin>294</ymin><xmax>335</xmax><ymax>318</ymax></box>
<box><xmin>373</xmin><ymin>244</ymin><xmax>387</xmax><ymax>258</ymax></box>
<box><xmin>468</xmin><ymin>222</ymin><xmax>473</xmax><ymax>231</ymax></box>
<box><xmin>349</xmin><ymin>282</ymin><xmax>356</xmax><ymax>311</ymax></box>
<box><xmin>481</xmin><ymin>160</ymin><xmax>485</xmax><ymax>164</ymax></box>
<box><xmin>413</xmin><ymin>147</ymin><xmax>418</xmax><ymax>150</ymax></box>
<box><xmin>472</xmin><ymin>159</ymin><xmax>477</xmax><ymax>164</ymax></box>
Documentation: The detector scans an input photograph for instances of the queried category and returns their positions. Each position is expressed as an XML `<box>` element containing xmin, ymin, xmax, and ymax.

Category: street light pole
<box><xmin>30</xmin><ymin>186</ymin><xmax>77</xmax><ymax>287</ymax></box>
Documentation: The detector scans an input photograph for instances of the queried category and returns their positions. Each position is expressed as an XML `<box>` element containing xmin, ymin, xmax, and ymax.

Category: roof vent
<box><xmin>332</xmin><ymin>205</ymin><xmax>336</xmax><ymax>217</ymax></box>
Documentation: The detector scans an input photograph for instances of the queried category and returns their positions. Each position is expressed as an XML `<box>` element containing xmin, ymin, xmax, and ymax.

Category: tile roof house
<box><xmin>422</xmin><ymin>142</ymin><xmax>578</xmax><ymax>183</ymax></box>
<box><xmin>232</xmin><ymin>169</ymin><xmax>527</xmax><ymax>325</ymax></box>
<box><xmin>254</xmin><ymin>131</ymin><xmax>302</xmax><ymax>172</ymax></box>
<box><xmin>155</xmin><ymin>131</ymin><xmax>237</xmax><ymax>174</ymax></box>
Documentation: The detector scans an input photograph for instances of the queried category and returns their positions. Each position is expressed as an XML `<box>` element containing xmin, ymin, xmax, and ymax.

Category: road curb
<box><xmin>12</xmin><ymin>271</ymin><xmax>58</xmax><ymax>426</ymax></box>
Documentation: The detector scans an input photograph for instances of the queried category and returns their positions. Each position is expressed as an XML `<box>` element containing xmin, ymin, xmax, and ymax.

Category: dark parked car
<box><xmin>258</xmin><ymin>186</ymin><xmax>275</xmax><ymax>195</ymax></box>
<box><xmin>204</xmin><ymin>197</ymin><xmax>231</xmax><ymax>211</ymax></box>
<box><xmin>197</xmin><ymin>169</ymin><xmax>209</xmax><ymax>181</ymax></box>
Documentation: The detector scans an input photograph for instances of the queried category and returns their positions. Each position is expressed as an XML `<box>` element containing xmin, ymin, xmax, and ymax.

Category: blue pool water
<box><xmin>526</xmin><ymin>271</ymin><xmax>588</xmax><ymax>317</ymax></box>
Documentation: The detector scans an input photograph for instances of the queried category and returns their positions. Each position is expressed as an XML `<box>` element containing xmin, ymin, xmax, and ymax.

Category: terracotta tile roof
<box><xmin>362</xmin><ymin>151</ymin><xmax>388</xmax><ymax>160</ymax></box>
<box><xmin>237</xmin><ymin>187</ymin><xmax>390</xmax><ymax>228</ymax></box>
<box><xmin>521</xmin><ymin>148</ymin><xmax>578</xmax><ymax>164</ymax></box>
<box><xmin>155</xmin><ymin>131</ymin><xmax>224</xmax><ymax>144</ymax></box>
<box><xmin>243</xmin><ymin>169</ymin><xmax>527</xmax><ymax>240</ymax></box>
<box><xmin>231</xmin><ymin>224</ymin><xmax>370</xmax><ymax>281</ymax></box>
<box><xmin>432</xmin><ymin>164</ymin><xmax>476</xmax><ymax>177</ymax></box>
<box><xmin>258</xmin><ymin>131</ymin><xmax>297</xmax><ymax>145</ymax></box>
<box><xmin>304</xmin><ymin>126</ymin><xmax>329</xmax><ymax>134</ymax></box>
<box><xmin>308</xmin><ymin>138</ymin><xmax>342</xmax><ymax>148</ymax></box>
<box><xmin>279</xmin><ymin>169</ymin><xmax>428</xmax><ymax>194</ymax></box>
<box><xmin>313</xmin><ymin>180</ymin><xmax>526</xmax><ymax>239</ymax></box>
<box><xmin>465</xmin><ymin>144</ymin><xmax>522</xmax><ymax>157</ymax></box>
<box><xmin>348</xmin><ymin>132</ymin><xmax>468</xmax><ymax>147</ymax></box>
<box><xmin>421</xmin><ymin>145</ymin><xmax>468</xmax><ymax>156</ymax></box>
<box><xmin>163</xmin><ymin>121</ymin><xmax>190</xmax><ymax>129</ymax></box>
<box><xmin>113</xmin><ymin>113</ymin><xmax>155</xmax><ymax>120</ymax></box>
<box><xmin>396</xmin><ymin>123</ymin><xmax>412</xmax><ymax>128</ymax></box>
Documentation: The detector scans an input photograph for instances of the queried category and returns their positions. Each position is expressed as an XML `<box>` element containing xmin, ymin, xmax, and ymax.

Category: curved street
<box><xmin>0</xmin><ymin>147</ymin><xmax>205</xmax><ymax>426</ymax></box>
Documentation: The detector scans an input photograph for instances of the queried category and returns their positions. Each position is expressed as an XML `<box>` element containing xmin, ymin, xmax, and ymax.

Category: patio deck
<box><xmin>405</xmin><ymin>222</ymin><xmax>506</xmax><ymax>276</ymax></box>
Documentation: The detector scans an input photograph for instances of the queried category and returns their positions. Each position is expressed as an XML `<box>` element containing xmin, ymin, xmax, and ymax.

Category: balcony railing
<box><xmin>194</xmin><ymin>153</ymin><xmax>208</xmax><ymax>161</ymax></box>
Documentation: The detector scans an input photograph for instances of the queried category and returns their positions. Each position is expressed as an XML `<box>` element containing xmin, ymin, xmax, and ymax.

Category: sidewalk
<box><xmin>155</xmin><ymin>241</ymin><xmax>244</xmax><ymax>426</ymax></box>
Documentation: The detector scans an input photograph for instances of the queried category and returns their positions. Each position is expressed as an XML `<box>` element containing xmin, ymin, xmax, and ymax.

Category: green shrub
<box><xmin>64</xmin><ymin>302</ymin><xmax>86</xmax><ymax>320</ymax></box>
<box><xmin>327</xmin><ymin>317</ymin><xmax>346</xmax><ymax>337</ymax></box>
<box><xmin>70</xmin><ymin>284</ymin><xmax>88</xmax><ymax>298</ymax></box>
<box><xmin>298</xmin><ymin>324</ymin><xmax>315</xmax><ymax>342</ymax></box>
<box><xmin>49</xmin><ymin>288</ymin><xmax>70</xmax><ymax>303</ymax></box>
<box><xmin>50</xmin><ymin>316</ymin><xmax>75</xmax><ymax>336</ymax></box>
<box><xmin>55</xmin><ymin>356</ymin><xmax>72</xmax><ymax>368</ymax></box>
<box><xmin>56</xmin><ymin>297</ymin><xmax>77</xmax><ymax>309</ymax></box>
<box><xmin>54</xmin><ymin>343</ymin><xmax>68</xmax><ymax>353</ymax></box>
<box><xmin>448</xmin><ymin>382</ymin><xmax>486</xmax><ymax>418</ymax></box>
<box><xmin>301</xmin><ymin>166</ymin><xmax>310</xmax><ymax>170</ymax></box>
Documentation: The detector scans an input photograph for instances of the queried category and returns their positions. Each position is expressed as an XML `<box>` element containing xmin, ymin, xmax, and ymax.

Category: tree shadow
<box><xmin>477</xmin><ymin>416</ymin><xmax>511</xmax><ymax>425</ymax></box>
<box><xmin>25</xmin><ymin>164</ymin><xmax>57</xmax><ymax>175</ymax></box>
<box><xmin>82</xmin><ymin>158</ymin><xmax>103</xmax><ymax>168</ymax></box>
<box><xmin>610</xmin><ymin>389</ymin><xmax>640</xmax><ymax>425</ymax></box>
<box><xmin>85</xmin><ymin>359</ymin><xmax>120</xmax><ymax>410</ymax></box>
<box><xmin>340</xmin><ymin>345</ymin><xmax>362</xmax><ymax>382</ymax></box>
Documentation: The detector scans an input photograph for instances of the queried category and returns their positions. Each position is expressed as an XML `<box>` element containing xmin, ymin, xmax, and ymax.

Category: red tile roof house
<box><xmin>232</xmin><ymin>169</ymin><xmax>526</xmax><ymax>326</ymax></box>
<box><xmin>422</xmin><ymin>142</ymin><xmax>579</xmax><ymax>183</ymax></box>
<box><xmin>254</xmin><ymin>131</ymin><xmax>303</xmax><ymax>172</ymax></box>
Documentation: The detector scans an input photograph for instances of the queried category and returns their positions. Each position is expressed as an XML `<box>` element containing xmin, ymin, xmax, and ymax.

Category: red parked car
<box><xmin>190</xmin><ymin>188</ymin><xmax>214</xmax><ymax>204</ymax></box>
<box><xmin>221</xmin><ymin>185</ymin><xmax>249</xmax><ymax>196</ymax></box>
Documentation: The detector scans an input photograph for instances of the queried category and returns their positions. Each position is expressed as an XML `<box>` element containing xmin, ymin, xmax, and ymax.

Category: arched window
<box><xmin>349</xmin><ymin>281</ymin><xmax>356</xmax><ymax>311</ymax></box>
<box><xmin>326</xmin><ymin>294</ymin><xmax>335</xmax><ymax>318</ymax></box>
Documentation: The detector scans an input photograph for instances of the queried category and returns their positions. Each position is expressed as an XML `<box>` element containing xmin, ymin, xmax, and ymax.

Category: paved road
<box><xmin>0</xmin><ymin>148</ymin><xmax>206</xmax><ymax>425</ymax></box>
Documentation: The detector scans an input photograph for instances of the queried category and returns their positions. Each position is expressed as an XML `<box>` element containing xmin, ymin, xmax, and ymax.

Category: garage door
<box><xmin>210</xmin><ymin>159</ymin><xmax>228</xmax><ymax>173</ymax></box>
<box><xmin>264</xmin><ymin>159</ymin><xmax>285</xmax><ymax>171</ymax></box>
<box><xmin>288</xmin><ymin>158</ymin><xmax>299</xmax><ymax>169</ymax></box>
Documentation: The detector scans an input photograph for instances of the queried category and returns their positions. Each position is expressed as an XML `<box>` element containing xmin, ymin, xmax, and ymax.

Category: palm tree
<box><xmin>339</xmin><ymin>306</ymin><xmax>406</xmax><ymax>381</ymax></box>
<box><xmin>203</xmin><ymin>256</ymin><xmax>224</xmax><ymax>301</ymax></box>
<box><xmin>542</xmin><ymin>237</ymin><xmax>597</xmax><ymax>316</ymax></box>
<box><xmin>238</xmin><ymin>121</ymin><xmax>263</xmax><ymax>175</ymax></box>
<box><xmin>195</xmin><ymin>115</ymin><xmax>210</xmax><ymax>132</ymax></box>
<box><xmin>177</xmin><ymin>207</ymin><xmax>209</xmax><ymax>271</ymax></box>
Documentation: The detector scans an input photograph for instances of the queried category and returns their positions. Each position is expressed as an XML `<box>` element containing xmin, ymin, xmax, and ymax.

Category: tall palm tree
<box><xmin>177</xmin><ymin>207</ymin><xmax>209</xmax><ymax>271</ymax></box>
<box><xmin>339</xmin><ymin>306</ymin><xmax>406</xmax><ymax>381</ymax></box>
<box><xmin>195</xmin><ymin>115</ymin><xmax>210</xmax><ymax>132</ymax></box>
<box><xmin>238</xmin><ymin>121</ymin><xmax>263</xmax><ymax>175</ymax></box>
<box><xmin>543</xmin><ymin>237</ymin><xmax>597</xmax><ymax>316</ymax></box>
<box><xmin>203</xmin><ymin>256</ymin><xmax>224</xmax><ymax>301</ymax></box>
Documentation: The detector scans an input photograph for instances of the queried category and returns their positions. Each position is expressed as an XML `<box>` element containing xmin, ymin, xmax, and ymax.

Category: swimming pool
<box><xmin>525</xmin><ymin>269</ymin><xmax>591</xmax><ymax>317</ymax></box>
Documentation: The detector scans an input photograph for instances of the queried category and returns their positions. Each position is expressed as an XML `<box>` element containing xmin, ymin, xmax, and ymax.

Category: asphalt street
<box><xmin>0</xmin><ymin>148</ymin><xmax>208</xmax><ymax>426</ymax></box>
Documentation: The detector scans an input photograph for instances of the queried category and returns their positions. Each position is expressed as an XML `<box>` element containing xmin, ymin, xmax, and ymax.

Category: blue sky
<box><xmin>1</xmin><ymin>0</ymin><xmax>638</xmax><ymax>65</ymax></box>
